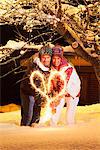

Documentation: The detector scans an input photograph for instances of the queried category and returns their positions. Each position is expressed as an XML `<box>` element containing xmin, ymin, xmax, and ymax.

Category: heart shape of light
<box><xmin>30</xmin><ymin>69</ymin><xmax>67</xmax><ymax>122</ymax></box>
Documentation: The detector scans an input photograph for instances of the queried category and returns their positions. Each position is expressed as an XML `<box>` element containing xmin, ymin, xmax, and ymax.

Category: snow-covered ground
<box><xmin>0</xmin><ymin>104</ymin><xmax>100</xmax><ymax>150</ymax></box>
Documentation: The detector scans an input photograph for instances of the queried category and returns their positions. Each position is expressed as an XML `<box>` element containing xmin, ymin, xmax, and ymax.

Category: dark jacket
<box><xmin>20</xmin><ymin>62</ymin><xmax>49</xmax><ymax>106</ymax></box>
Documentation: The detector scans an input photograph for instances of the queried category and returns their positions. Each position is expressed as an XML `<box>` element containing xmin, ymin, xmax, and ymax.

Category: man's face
<box><xmin>41</xmin><ymin>54</ymin><xmax>51</xmax><ymax>67</ymax></box>
<box><xmin>52</xmin><ymin>55</ymin><xmax>62</xmax><ymax>67</ymax></box>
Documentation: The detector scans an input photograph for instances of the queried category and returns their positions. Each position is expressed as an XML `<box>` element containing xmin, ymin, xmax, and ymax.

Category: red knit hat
<box><xmin>52</xmin><ymin>45</ymin><xmax>63</xmax><ymax>58</ymax></box>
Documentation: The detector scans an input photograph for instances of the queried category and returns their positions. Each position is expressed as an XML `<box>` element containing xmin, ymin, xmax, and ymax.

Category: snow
<box><xmin>0</xmin><ymin>104</ymin><xmax>100</xmax><ymax>150</ymax></box>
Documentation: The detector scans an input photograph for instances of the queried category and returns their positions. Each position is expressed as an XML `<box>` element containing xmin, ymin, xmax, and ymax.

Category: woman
<box><xmin>50</xmin><ymin>44</ymin><xmax>81</xmax><ymax>125</ymax></box>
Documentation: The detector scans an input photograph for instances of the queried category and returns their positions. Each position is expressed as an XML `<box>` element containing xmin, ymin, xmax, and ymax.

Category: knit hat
<box><xmin>52</xmin><ymin>46</ymin><xmax>63</xmax><ymax>58</ymax></box>
<box><xmin>39</xmin><ymin>46</ymin><xmax>52</xmax><ymax>56</ymax></box>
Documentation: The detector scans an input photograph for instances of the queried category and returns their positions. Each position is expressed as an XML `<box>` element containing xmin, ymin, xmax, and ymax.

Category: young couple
<box><xmin>20</xmin><ymin>44</ymin><xmax>81</xmax><ymax>127</ymax></box>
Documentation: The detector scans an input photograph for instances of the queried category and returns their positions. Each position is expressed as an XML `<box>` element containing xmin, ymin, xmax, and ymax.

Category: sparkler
<box><xmin>30</xmin><ymin>69</ymin><xmax>67</xmax><ymax>123</ymax></box>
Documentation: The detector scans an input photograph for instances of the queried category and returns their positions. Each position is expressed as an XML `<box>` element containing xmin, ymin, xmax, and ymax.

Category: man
<box><xmin>50</xmin><ymin>44</ymin><xmax>81</xmax><ymax>125</ymax></box>
<box><xmin>20</xmin><ymin>45</ymin><xmax>52</xmax><ymax>126</ymax></box>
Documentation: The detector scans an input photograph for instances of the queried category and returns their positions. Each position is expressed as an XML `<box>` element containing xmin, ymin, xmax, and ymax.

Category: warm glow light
<box><xmin>30</xmin><ymin>69</ymin><xmax>67</xmax><ymax>123</ymax></box>
<box><xmin>30</xmin><ymin>70</ymin><xmax>47</xmax><ymax>97</ymax></box>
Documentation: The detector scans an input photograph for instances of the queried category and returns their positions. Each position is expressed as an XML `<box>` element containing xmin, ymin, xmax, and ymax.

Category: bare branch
<box><xmin>0</xmin><ymin>66</ymin><xmax>21</xmax><ymax>79</ymax></box>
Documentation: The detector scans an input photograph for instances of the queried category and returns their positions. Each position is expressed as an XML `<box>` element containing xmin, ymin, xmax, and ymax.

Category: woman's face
<box><xmin>52</xmin><ymin>55</ymin><xmax>62</xmax><ymax>67</ymax></box>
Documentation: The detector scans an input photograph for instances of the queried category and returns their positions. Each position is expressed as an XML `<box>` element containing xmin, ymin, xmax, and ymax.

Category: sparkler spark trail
<box><xmin>30</xmin><ymin>70</ymin><xmax>47</xmax><ymax>97</ymax></box>
<box><xmin>30</xmin><ymin>69</ymin><xmax>67</xmax><ymax>123</ymax></box>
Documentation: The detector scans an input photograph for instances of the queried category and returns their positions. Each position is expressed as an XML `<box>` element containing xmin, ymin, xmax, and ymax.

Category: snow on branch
<box><xmin>0</xmin><ymin>0</ymin><xmax>99</xmax><ymax>59</ymax></box>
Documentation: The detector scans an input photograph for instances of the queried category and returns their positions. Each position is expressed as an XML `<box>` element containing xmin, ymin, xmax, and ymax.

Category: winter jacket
<box><xmin>51</xmin><ymin>57</ymin><xmax>81</xmax><ymax>99</ymax></box>
<box><xmin>20</xmin><ymin>61</ymin><xmax>50</xmax><ymax>106</ymax></box>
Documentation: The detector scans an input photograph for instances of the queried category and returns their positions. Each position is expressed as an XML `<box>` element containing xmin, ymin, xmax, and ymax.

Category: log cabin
<box><xmin>0</xmin><ymin>25</ymin><xmax>99</xmax><ymax>106</ymax></box>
